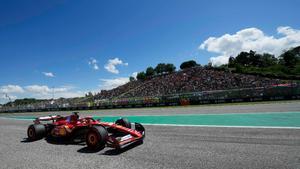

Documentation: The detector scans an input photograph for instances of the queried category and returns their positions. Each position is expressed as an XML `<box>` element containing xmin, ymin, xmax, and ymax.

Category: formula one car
<box><xmin>27</xmin><ymin>112</ymin><xmax>145</xmax><ymax>150</ymax></box>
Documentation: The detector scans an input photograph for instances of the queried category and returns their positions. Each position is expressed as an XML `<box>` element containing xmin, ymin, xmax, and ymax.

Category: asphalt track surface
<box><xmin>1</xmin><ymin>101</ymin><xmax>300</xmax><ymax>169</ymax></box>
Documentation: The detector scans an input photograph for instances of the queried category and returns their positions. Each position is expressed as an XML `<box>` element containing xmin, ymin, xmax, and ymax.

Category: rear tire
<box><xmin>27</xmin><ymin>124</ymin><xmax>46</xmax><ymax>141</ymax></box>
<box><xmin>115</xmin><ymin>118</ymin><xmax>131</xmax><ymax>129</ymax></box>
<box><xmin>86</xmin><ymin>126</ymin><xmax>108</xmax><ymax>150</ymax></box>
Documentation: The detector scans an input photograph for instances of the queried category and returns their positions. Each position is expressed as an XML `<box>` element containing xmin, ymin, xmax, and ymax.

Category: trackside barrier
<box><xmin>1</xmin><ymin>84</ymin><xmax>300</xmax><ymax>113</ymax></box>
<box><xmin>180</xmin><ymin>99</ymin><xmax>190</xmax><ymax>106</ymax></box>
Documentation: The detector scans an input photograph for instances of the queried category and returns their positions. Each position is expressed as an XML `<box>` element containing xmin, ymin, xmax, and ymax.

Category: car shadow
<box><xmin>20</xmin><ymin>138</ymin><xmax>34</xmax><ymax>143</ymax></box>
<box><xmin>20</xmin><ymin>137</ymin><xmax>85</xmax><ymax>146</ymax></box>
<box><xmin>101</xmin><ymin>142</ymin><xmax>142</xmax><ymax>156</ymax></box>
<box><xmin>21</xmin><ymin>137</ymin><xmax>143</xmax><ymax>155</ymax></box>
<box><xmin>77</xmin><ymin>141</ymin><xmax>143</xmax><ymax>155</ymax></box>
<box><xmin>45</xmin><ymin>136</ymin><xmax>85</xmax><ymax>146</ymax></box>
<box><xmin>77</xmin><ymin>147</ymin><xmax>101</xmax><ymax>153</ymax></box>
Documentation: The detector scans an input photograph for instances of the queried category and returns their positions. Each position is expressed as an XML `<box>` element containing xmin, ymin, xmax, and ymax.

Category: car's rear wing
<box><xmin>34</xmin><ymin>115</ymin><xmax>61</xmax><ymax>124</ymax></box>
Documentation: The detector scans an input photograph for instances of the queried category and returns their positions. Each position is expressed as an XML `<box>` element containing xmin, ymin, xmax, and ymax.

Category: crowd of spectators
<box><xmin>95</xmin><ymin>66</ymin><xmax>284</xmax><ymax>99</ymax></box>
<box><xmin>93</xmin><ymin>80</ymin><xmax>142</xmax><ymax>100</ymax></box>
<box><xmin>1</xmin><ymin>66</ymin><xmax>290</xmax><ymax>112</ymax></box>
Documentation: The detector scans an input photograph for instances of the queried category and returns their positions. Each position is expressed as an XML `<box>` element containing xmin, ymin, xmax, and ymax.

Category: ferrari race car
<box><xmin>27</xmin><ymin>112</ymin><xmax>145</xmax><ymax>150</ymax></box>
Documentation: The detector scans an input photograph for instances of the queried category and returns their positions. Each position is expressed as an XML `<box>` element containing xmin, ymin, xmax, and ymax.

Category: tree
<box><xmin>136</xmin><ymin>71</ymin><xmax>146</xmax><ymax>80</ymax></box>
<box><xmin>85</xmin><ymin>92</ymin><xmax>93</xmax><ymax>97</ymax></box>
<box><xmin>154</xmin><ymin>63</ymin><xmax>167</xmax><ymax>74</ymax></box>
<box><xmin>228</xmin><ymin>56</ymin><xmax>235</xmax><ymax>68</ymax></box>
<box><xmin>279</xmin><ymin>50</ymin><xmax>299</xmax><ymax>68</ymax></box>
<box><xmin>261</xmin><ymin>53</ymin><xmax>277</xmax><ymax>67</ymax></box>
<box><xmin>289</xmin><ymin>46</ymin><xmax>300</xmax><ymax>57</ymax></box>
<box><xmin>154</xmin><ymin>63</ymin><xmax>176</xmax><ymax>74</ymax></box>
<box><xmin>204</xmin><ymin>62</ymin><xmax>213</xmax><ymax>69</ymax></box>
<box><xmin>248</xmin><ymin>50</ymin><xmax>261</xmax><ymax>67</ymax></box>
<box><xmin>165</xmin><ymin>63</ymin><xmax>176</xmax><ymax>73</ymax></box>
<box><xmin>230</xmin><ymin>51</ymin><xmax>278</xmax><ymax>68</ymax></box>
<box><xmin>235</xmin><ymin>51</ymin><xmax>250</xmax><ymax>66</ymax></box>
<box><xmin>145</xmin><ymin>66</ymin><xmax>155</xmax><ymax>76</ymax></box>
<box><xmin>129</xmin><ymin>76</ymin><xmax>135</xmax><ymax>82</ymax></box>
<box><xmin>180</xmin><ymin>60</ymin><xmax>198</xmax><ymax>69</ymax></box>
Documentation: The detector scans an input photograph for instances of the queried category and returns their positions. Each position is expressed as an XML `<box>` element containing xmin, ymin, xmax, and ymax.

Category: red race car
<box><xmin>27</xmin><ymin>112</ymin><xmax>145</xmax><ymax>150</ymax></box>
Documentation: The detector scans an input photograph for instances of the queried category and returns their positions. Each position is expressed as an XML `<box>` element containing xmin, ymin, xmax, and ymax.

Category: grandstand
<box><xmin>94</xmin><ymin>66</ymin><xmax>284</xmax><ymax>99</ymax></box>
<box><xmin>1</xmin><ymin>66</ymin><xmax>299</xmax><ymax>113</ymax></box>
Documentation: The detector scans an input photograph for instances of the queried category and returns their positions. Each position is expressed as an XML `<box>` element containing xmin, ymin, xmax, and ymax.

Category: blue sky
<box><xmin>0</xmin><ymin>0</ymin><xmax>299</xmax><ymax>103</ymax></box>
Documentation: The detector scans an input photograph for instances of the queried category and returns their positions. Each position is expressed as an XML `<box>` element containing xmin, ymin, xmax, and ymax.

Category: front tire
<box><xmin>115</xmin><ymin>118</ymin><xmax>131</xmax><ymax>129</ymax></box>
<box><xmin>86</xmin><ymin>126</ymin><xmax>108</xmax><ymax>150</ymax></box>
<box><xmin>135</xmin><ymin>123</ymin><xmax>145</xmax><ymax>139</ymax></box>
<box><xmin>27</xmin><ymin>124</ymin><xmax>46</xmax><ymax>141</ymax></box>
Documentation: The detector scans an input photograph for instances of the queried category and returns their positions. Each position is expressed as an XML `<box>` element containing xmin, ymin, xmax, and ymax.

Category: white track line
<box><xmin>142</xmin><ymin>123</ymin><xmax>300</xmax><ymax>129</ymax></box>
<box><xmin>96</xmin><ymin>111</ymin><xmax>300</xmax><ymax>117</ymax></box>
<box><xmin>0</xmin><ymin>117</ymin><xmax>33</xmax><ymax>121</ymax></box>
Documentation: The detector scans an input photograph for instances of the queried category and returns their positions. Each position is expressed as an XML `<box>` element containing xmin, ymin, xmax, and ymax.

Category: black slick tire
<box><xmin>86</xmin><ymin>126</ymin><xmax>108</xmax><ymax>151</ymax></box>
<box><xmin>27</xmin><ymin>124</ymin><xmax>46</xmax><ymax>141</ymax></box>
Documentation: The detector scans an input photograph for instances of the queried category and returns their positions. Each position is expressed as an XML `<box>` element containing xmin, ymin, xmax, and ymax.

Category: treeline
<box><xmin>4</xmin><ymin>98</ymin><xmax>45</xmax><ymax>107</ymax></box>
<box><xmin>130</xmin><ymin>46</ymin><xmax>300</xmax><ymax>82</ymax></box>
<box><xmin>226</xmin><ymin>46</ymin><xmax>300</xmax><ymax>79</ymax></box>
<box><xmin>131</xmin><ymin>60</ymin><xmax>201</xmax><ymax>81</ymax></box>
<box><xmin>131</xmin><ymin>63</ymin><xmax>176</xmax><ymax>81</ymax></box>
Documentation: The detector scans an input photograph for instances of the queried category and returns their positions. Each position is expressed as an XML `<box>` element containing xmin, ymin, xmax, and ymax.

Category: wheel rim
<box><xmin>88</xmin><ymin>133</ymin><xmax>98</xmax><ymax>145</ymax></box>
<box><xmin>28</xmin><ymin>128</ymin><xmax>34</xmax><ymax>138</ymax></box>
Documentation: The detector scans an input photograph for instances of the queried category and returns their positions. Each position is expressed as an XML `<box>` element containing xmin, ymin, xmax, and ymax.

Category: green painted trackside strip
<box><xmin>5</xmin><ymin>112</ymin><xmax>300</xmax><ymax>127</ymax></box>
<box><xmin>97</xmin><ymin>112</ymin><xmax>300</xmax><ymax>127</ymax></box>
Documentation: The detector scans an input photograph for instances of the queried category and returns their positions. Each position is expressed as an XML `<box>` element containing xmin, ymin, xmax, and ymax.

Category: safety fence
<box><xmin>1</xmin><ymin>84</ymin><xmax>300</xmax><ymax>113</ymax></box>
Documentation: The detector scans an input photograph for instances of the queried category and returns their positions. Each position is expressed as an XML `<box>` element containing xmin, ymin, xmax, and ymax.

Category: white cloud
<box><xmin>97</xmin><ymin>72</ymin><xmax>137</xmax><ymax>91</ymax></box>
<box><xmin>200</xmin><ymin>26</ymin><xmax>300</xmax><ymax>66</ymax></box>
<box><xmin>131</xmin><ymin>72</ymin><xmax>138</xmax><ymax>79</ymax></box>
<box><xmin>24</xmin><ymin>85</ymin><xmax>84</xmax><ymax>98</ymax></box>
<box><xmin>0</xmin><ymin>85</ymin><xmax>24</xmax><ymax>93</ymax></box>
<box><xmin>99</xmin><ymin>77</ymin><xmax>129</xmax><ymax>90</ymax></box>
<box><xmin>25</xmin><ymin>85</ymin><xmax>67</xmax><ymax>95</ymax></box>
<box><xmin>88</xmin><ymin>58</ymin><xmax>99</xmax><ymax>70</ymax></box>
<box><xmin>104</xmin><ymin>58</ymin><xmax>128</xmax><ymax>74</ymax></box>
<box><xmin>42</xmin><ymin>72</ymin><xmax>55</xmax><ymax>77</ymax></box>
<box><xmin>24</xmin><ymin>85</ymin><xmax>78</xmax><ymax>95</ymax></box>
<box><xmin>0</xmin><ymin>94</ymin><xmax>17</xmax><ymax>100</ymax></box>
<box><xmin>0</xmin><ymin>84</ymin><xmax>85</xmax><ymax>104</ymax></box>
<box><xmin>25</xmin><ymin>85</ymin><xmax>50</xmax><ymax>95</ymax></box>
